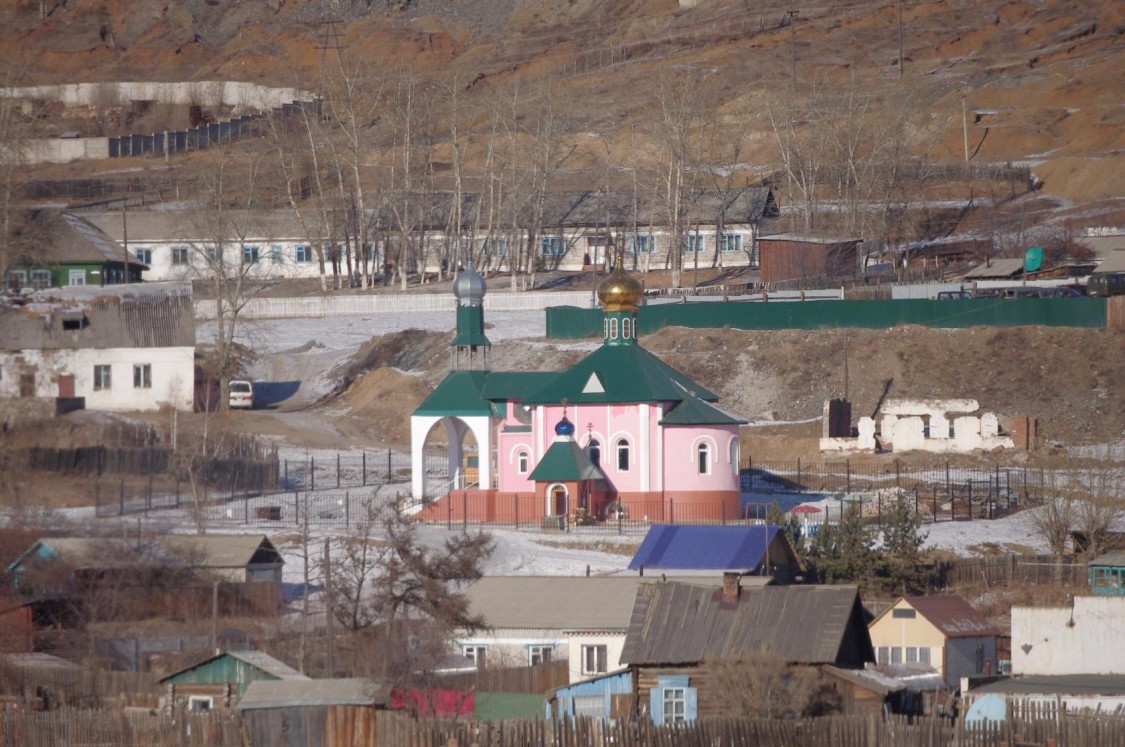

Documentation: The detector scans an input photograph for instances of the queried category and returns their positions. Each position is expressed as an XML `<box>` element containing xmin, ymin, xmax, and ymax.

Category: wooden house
<box><xmin>1089</xmin><ymin>551</ymin><xmax>1125</xmax><ymax>596</ymax></box>
<box><xmin>868</xmin><ymin>595</ymin><xmax>998</xmax><ymax>688</ymax></box>
<box><xmin>162</xmin><ymin>534</ymin><xmax>285</xmax><ymax>586</ymax></box>
<box><xmin>3</xmin><ymin>210</ymin><xmax>147</xmax><ymax>290</ymax></box>
<box><xmin>160</xmin><ymin>650</ymin><xmax>309</xmax><ymax>713</ymax></box>
<box><xmin>619</xmin><ymin>577</ymin><xmax>873</xmax><ymax>724</ymax></box>
<box><xmin>238</xmin><ymin>678</ymin><xmax>389</xmax><ymax>747</ymax></box>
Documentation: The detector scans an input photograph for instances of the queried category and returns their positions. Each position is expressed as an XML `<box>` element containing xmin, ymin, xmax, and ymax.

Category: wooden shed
<box><xmin>160</xmin><ymin>650</ymin><xmax>309</xmax><ymax>713</ymax></box>
<box><xmin>758</xmin><ymin>234</ymin><xmax>862</xmax><ymax>285</ymax></box>
<box><xmin>237</xmin><ymin>678</ymin><xmax>389</xmax><ymax>747</ymax></box>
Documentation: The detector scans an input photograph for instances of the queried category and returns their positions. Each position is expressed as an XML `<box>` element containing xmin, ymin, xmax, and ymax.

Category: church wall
<box><xmin>662</xmin><ymin>426</ymin><xmax>742</xmax><ymax>494</ymax></box>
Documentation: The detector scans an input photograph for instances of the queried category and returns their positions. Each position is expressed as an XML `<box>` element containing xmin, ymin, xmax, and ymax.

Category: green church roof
<box><xmin>522</xmin><ymin>343</ymin><xmax>718</xmax><ymax>405</ymax></box>
<box><xmin>660</xmin><ymin>386</ymin><xmax>747</xmax><ymax>425</ymax></box>
<box><xmin>529</xmin><ymin>440</ymin><xmax>605</xmax><ymax>482</ymax></box>
<box><xmin>480</xmin><ymin>372</ymin><xmax>560</xmax><ymax>400</ymax></box>
<box><xmin>413</xmin><ymin>371</ymin><xmax>493</xmax><ymax>416</ymax></box>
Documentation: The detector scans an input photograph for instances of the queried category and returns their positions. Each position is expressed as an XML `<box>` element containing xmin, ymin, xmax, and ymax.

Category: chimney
<box><xmin>722</xmin><ymin>571</ymin><xmax>741</xmax><ymax>602</ymax></box>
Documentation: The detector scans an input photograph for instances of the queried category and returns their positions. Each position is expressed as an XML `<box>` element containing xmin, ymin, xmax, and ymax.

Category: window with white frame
<box><xmin>581</xmin><ymin>644</ymin><xmax>607</xmax><ymax>675</ymax></box>
<box><xmin>622</xmin><ymin>317</ymin><xmax>633</xmax><ymax>339</ymax></box>
<box><xmin>242</xmin><ymin>246</ymin><xmax>260</xmax><ymax>265</ymax></box>
<box><xmin>30</xmin><ymin>269</ymin><xmax>51</xmax><ymax>289</ymax></box>
<box><xmin>588</xmin><ymin>439</ymin><xmax>601</xmax><ymax>466</ymax></box>
<box><xmin>171</xmin><ymin>246</ymin><xmax>190</xmax><ymax>265</ymax></box>
<box><xmin>697</xmin><ymin>442</ymin><xmax>711</xmax><ymax>475</ymax></box>
<box><xmin>631</xmin><ymin>235</ymin><xmax>655</xmax><ymax>254</ymax></box>
<box><xmin>483</xmin><ymin>238</ymin><xmax>509</xmax><ymax>257</ymax></box>
<box><xmin>528</xmin><ymin>645</ymin><xmax>553</xmax><ymax>666</ymax></box>
<box><xmin>721</xmin><ymin>233</ymin><xmax>743</xmax><ymax>253</ymax></box>
<box><xmin>93</xmin><ymin>365</ymin><xmax>111</xmax><ymax>391</ymax></box>
<box><xmin>662</xmin><ymin>687</ymin><xmax>687</xmax><ymax>724</ymax></box>
<box><xmin>295</xmin><ymin>245</ymin><xmax>313</xmax><ymax>263</ymax></box>
<box><xmin>616</xmin><ymin>440</ymin><xmax>630</xmax><ymax>471</ymax></box>
<box><xmin>269</xmin><ymin>245</ymin><xmax>284</xmax><ymax>265</ymax></box>
<box><xmin>541</xmin><ymin>236</ymin><xmax>566</xmax><ymax>257</ymax></box>
<box><xmin>517</xmin><ymin>451</ymin><xmax>529</xmax><ymax>474</ymax></box>
<box><xmin>729</xmin><ymin>439</ymin><xmax>739</xmax><ymax>475</ymax></box>
<box><xmin>188</xmin><ymin>696</ymin><xmax>213</xmax><ymax>713</ymax></box>
<box><xmin>133</xmin><ymin>247</ymin><xmax>153</xmax><ymax>265</ymax></box>
<box><xmin>68</xmin><ymin>269</ymin><xmax>86</xmax><ymax>286</ymax></box>
<box><xmin>463</xmin><ymin>645</ymin><xmax>487</xmax><ymax>667</ymax></box>
<box><xmin>133</xmin><ymin>364</ymin><xmax>151</xmax><ymax>389</ymax></box>
<box><xmin>685</xmin><ymin>234</ymin><xmax>706</xmax><ymax>253</ymax></box>
<box><xmin>205</xmin><ymin>245</ymin><xmax>219</xmax><ymax>262</ymax></box>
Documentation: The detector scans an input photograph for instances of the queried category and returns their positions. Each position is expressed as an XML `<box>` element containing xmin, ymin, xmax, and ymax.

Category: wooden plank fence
<box><xmin>0</xmin><ymin>667</ymin><xmax>159</xmax><ymax>709</ymax></box>
<box><xmin>938</xmin><ymin>555</ymin><xmax>1087</xmax><ymax>589</ymax></box>
<box><xmin>1109</xmin><ymin>296</ymin><xmax>1125</xmax><ymax>330</ymax></box>
<box><xmin>3</xmin><ymin>708</ymin><xmax>1124</xmax><ymax>747</ymax></box>
<box><xmin>438</xmin><ymin>659</ymin><xmax>569</xmax><ymax>695</ymax></box>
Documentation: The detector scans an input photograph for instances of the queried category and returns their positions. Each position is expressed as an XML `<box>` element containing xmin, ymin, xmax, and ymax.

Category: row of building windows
<box><xmin>874</xmin><ymin>646</ymin><xmax>932</xmax><ymax>666</ymax></box>
<box><xmin>516</xmin><ymin>439</ymin><xmax>736</xmax><ymax>476</ymax></box>
<box><xmin>461</xmin><ymin>643</ymin><xmax>607</xmax><ymax>672</ymax></box>
<box><xmin>92</xmin><ymin>364</ymin><xmax>151</xmax><ymax>391</ymax></box>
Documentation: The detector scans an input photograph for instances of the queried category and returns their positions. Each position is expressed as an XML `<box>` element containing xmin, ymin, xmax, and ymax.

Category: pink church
<box><xmin>410</xmin><ymin>265</ymin><xmax>745</xmax><ymax>524</ymax></box>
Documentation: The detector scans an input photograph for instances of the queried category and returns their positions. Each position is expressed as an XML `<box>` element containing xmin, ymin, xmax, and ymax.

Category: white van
<box><xmin>229</xmin><ymin>380</ymin><xmax>254</xmax><ymax>409</ymax></box>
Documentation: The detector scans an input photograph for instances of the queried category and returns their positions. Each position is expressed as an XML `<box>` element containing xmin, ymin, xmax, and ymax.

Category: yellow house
<box><xmin>868</xmin><ymin>595</ymin><xmax>998</xmax><ymax>689</ymax></box>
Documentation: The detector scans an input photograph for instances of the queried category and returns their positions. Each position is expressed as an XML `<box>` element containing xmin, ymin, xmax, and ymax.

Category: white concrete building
<box><xmin>0</xmin><ymin>282</ymin><xmax>195</xmax><ymax>412</ymax></box>
<box><xmin>1011</xmin><ymin>596</ymin><xmax>1125</xmax><ymax>676</ymax></box>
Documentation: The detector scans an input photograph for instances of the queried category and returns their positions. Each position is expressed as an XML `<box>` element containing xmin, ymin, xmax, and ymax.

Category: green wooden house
<box><xmin>160</xmin><ymin>650</ymin><xmax>309</xmax><ymax>713</ymax></box>
<box><xmin>1089</xmin><ymin>551</ymin><xmax>1125</xmax><ymax>596</ymax></box>
<box><xmin>4</xmin><ymin>210</ymin><xmax>147</xmax><ymax>291</ymax></box>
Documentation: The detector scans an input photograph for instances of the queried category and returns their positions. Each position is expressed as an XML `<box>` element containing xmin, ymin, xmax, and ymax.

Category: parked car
<box><xmin>936</xmin><ymin>290</ymin><xmax>972</xmax><ymax>300</ymax></box>
<box><xmin>1088</xmin><ymin>272</ymin><xmax>1125</xmax><ymax>297</ymax></box>
<box><xmin>229</xmin><ymin>380</ymin><xmax>255</xmax><ymax>409</ymax></box>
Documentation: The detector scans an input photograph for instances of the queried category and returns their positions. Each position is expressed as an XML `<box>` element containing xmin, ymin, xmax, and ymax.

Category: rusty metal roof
<box><xmin>620</xmin><ymin>582</ymin><xmax>873</xmax><ymax>667</ymax></box>
<box><xmin>888</xmin><ymin>595</ymin><xmax>999</xmax><ymax>638</ymax></box>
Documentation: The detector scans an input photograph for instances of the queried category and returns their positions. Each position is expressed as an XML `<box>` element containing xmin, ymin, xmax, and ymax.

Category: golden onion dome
<box><xmin>597</xmin><ymin>264</ymin><xmax>644</xmax><ymax>312</ymax></box>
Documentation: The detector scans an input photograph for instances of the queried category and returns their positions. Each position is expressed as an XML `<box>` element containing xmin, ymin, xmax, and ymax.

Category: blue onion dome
<box><xmin>452</xmin><ymin>266</ymin><xmax>486</xmax><ymax>304</ymax></box>
<box><xmin>555</xmin><ymin>415</ymin><xmax>576</xmax><ymax>437</ymax></box>
<box><xmin>597</xmin><ymin>263</ymin><xmax>643</xmax><ymax>312</ymax></box>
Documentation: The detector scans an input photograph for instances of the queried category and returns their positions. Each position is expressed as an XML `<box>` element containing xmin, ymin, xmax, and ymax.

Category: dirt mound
<box><xmin>339</xmin><ymin>367</ymin><xmax>433</xmax><ymax>446</ymax></box>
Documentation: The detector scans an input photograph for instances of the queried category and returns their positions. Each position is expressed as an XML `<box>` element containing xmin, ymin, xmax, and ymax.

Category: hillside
<box><xmin>5</xmin><ymin>0</ymin><xmax>1124</xmax><ymax>229</ymax></box>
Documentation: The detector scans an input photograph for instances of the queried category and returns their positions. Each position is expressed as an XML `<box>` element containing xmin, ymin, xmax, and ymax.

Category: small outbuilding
<box><xmin>160</xmin><ymin>650</ymin><xmax>309</xmax><ymax>713</ymax></box>
<box><xmin>1088</xmin><ymin>551</ymin><xmax>1125</xmax><ymax>596</ymax></box>
<box><xmin>758</xmin><ymin>234</ymin><xmax>861</xmax><ymax>285</ymax></box>
<box><xmin>237</xmin><ymin>678</ymin><xmax>389</xmax><ymax>747</ymax></box>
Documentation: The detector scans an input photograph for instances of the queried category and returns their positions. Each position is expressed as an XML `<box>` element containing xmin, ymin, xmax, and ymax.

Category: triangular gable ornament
<box><xmin>582</xmin><ymin>372</ymin><xmax>605</xmax><ymax>394</ymax></box>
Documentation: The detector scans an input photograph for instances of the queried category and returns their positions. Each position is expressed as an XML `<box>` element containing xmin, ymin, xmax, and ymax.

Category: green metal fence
<box><xmin>546</xmin><ymin>297</ymin><xmax>1108</xmax><ymax>338</ymax></box>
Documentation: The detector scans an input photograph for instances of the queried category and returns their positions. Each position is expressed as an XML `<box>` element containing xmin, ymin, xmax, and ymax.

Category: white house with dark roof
<box><xmin>0</xmin><ymin>282</ymin><xmax>195</xmax><ymax>411</ymax></box>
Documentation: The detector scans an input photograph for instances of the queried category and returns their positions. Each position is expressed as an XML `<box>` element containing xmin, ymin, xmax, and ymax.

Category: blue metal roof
<box><xmin>627</xmin><ymin>524</ymin><xmax>779</xmax><ymax>572</ymax></box>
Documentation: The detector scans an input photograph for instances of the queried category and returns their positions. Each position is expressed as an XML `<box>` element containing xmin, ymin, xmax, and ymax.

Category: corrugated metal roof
<box><xmin>238</xmin><ymin>678</ymin><xmax>388</xmax><ymax>710</ymax></box>
<box><xmin>163</xmin><ymin>534</ymin><xmax>282</xmax><ymax>569</ymax></box>
<box><xmin>659</xmin><ymin>387</ymin><xmax>746</xmax><ymax>426</ymax></box>
<box><xmin>759</xmin><ymin>233</ymin><xmax>862</xmax><ymax>245</ymax></box>
<box><xmin>228</xmin><ymin>651</ymin><xmax>309</xmax><ymax>680</ymax></box>
<box><xmin>1088</xmin><ymin>551</ymin><xmax>1125</xmax><ymax>567</ymax></box>
<box><xmin>0</xmin><ymin>282</ymin><xmax>195</xmax><ymax>350</ymax></box>
<box><xmin>620</xmin><ymin>582</ymin><xmax>871</xmax><ymax>667</ymax></box>
<box><xmin>963</xmin><ymin>258</ymin><xmax>1026</xmax><ymax>279</ymax></box>
<box><xmin>627</xmin><ymin>525</ymin><xmax>779</xmax><ymax>572</ymax></box>
<box><xmin>413</xmin><ymin>371</ymin><xmax>492</xmax><ymax>417</ymax></box>
<box><xmin>894</xmin><ymin>595</ymin><xmax>999</xmax><ymax>638</ymax></box>
<box><xmin>464</xmin><ymin>576</ymin><xmax>720</xmax><ymax>631</ymax></box>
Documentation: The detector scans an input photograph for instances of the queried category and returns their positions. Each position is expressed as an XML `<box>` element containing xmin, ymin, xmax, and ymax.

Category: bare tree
<box><xmin>1030</xmin><ymin>453</ymin><xmax>1125</xmax><ymax>558</ymax></box>
<box><xmin>706</xmin><ymin>648</ymin><xmax>835</xmax><ymax>719</ymax></box>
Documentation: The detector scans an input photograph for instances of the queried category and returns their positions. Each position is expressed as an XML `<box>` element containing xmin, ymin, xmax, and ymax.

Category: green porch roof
<box><xmin>522</xmin><ymin>343</ymin><xmax>717</xmax><ymax>405</ymax></box>
<box><xmin>529</xmin><ymin>440</ymin><xmax>605</xmax><ymax>482</ymax></box>
<box><xmin>413</xmin><ymin>371</ymin><xmax>493</xmax><ymax>417</ymax></box>
<box><xmin>480</xmin><ymin>371</ymin><xmax>560</xmax><ymax>401</ymax></box>
<box><xmin>660</xmin><ymin>387</ymin><xmax>747</xmax><ymax>425</ymax></box>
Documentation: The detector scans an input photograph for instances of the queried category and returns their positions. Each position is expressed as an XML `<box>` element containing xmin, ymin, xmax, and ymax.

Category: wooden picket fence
<box><xmin>4</xmin><ymin>707</ymin><xmax>1125</xmax><ymax>747</ymax></box>
<box><xmin>937</xmin><ymin>554</ymin><xmax>1087</xmax><ymax>589</ymax></box>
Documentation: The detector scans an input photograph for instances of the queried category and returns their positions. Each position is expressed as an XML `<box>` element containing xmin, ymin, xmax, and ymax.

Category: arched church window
<box><xmin>729</xmin><ymin>439</ymin><xmax>739</xmax><ymax>475</ymax></box>
<box><xmin>616</xmin><ymin>440</ymin><xmax>630</xmax><ymax>471</ymax></box>
<box><xmin>609</xmin><ymin>318</ymin><xmax>619</xmax><ymax>339</ymax></box>
<box><xmin>697</xmin><ymin>443</ymin><xmax>711</xmax><ymax>475</ymax></box>
<box><xmin>588</xmin><ymin>439</ymin><xmax>601</xmax><ymax>466</ymax></box>
<box><xmin>518</xmin><ymin>451</ymin><xmax>529</xmax><ymax>474</ymax></box>
<box><xmin>603</xmin><ymin>319</ymin><xmax>609</xmax><ymax>339</ymax></box>
<box><xmin>622</xmin><ymin>318</ymin><xmax>632</xmax><ymax>339</ymax></box>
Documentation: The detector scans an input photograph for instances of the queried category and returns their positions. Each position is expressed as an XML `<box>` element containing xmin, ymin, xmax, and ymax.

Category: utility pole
<box><xmin>962</xmin><ymin>94</ymin><xmax>970</xmax><ymax>162</ymax></box>
<box><xmin>120</xmin><ymin>201</ymin><xmax>128</xmax><ymax>285</ymax></box>
<box><xmin>786</xmin><ymin>4</ymin><xmax>799</xmax><ymax>88</ymax></box>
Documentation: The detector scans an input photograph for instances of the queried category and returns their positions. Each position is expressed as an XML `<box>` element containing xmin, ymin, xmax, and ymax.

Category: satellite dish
<box><xmin>1024</xmin><ymin>246</ymin><xmax>1044</xmax><ymax>274</ymax></box>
